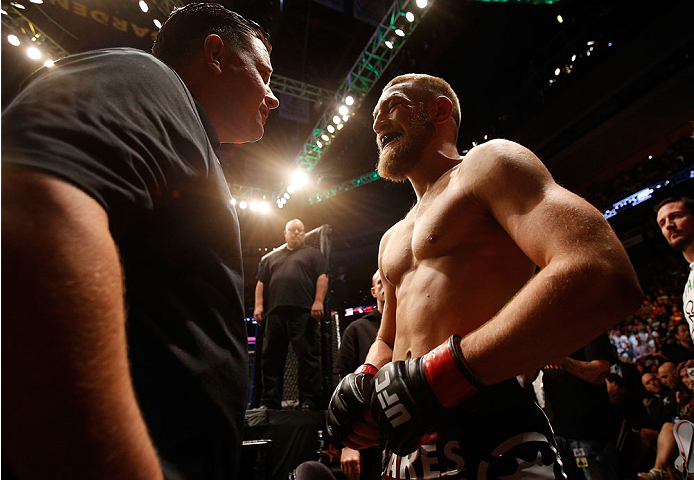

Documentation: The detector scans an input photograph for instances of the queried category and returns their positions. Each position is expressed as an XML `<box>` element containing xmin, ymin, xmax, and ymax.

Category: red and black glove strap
<box><xmin>355</xmin><ymin>363</ymin><xmax>378</xmax><ymax>375</ymax></box>
<box><xmin>421</xmin><ymin>334</ymin><xmax>483</xmax><ymax>408</ymax></box>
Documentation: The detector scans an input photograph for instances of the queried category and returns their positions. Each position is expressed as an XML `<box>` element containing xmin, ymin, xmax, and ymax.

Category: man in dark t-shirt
<box><xmin>254</xmin><ymin>218</ymin><xmax>329</xmax><ymax>410</ymax></box>
<box><xmin>2</xmin><ymin>4</ymin><xmax>278</xmax><ymax>480</ymax></box>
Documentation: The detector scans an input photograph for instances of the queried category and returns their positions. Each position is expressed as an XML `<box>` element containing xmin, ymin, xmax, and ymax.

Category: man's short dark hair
<box><xmin>654</xmin><ymin>196</ymin><xmax>694</xmax><ymax>216</ymax></box>
<box><xmin>152</xmin><ymin>3</ymin><xmax>271</xmax><ymax>67</ymax></box>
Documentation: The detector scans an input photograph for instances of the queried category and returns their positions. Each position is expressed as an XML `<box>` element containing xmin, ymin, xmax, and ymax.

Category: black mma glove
<box><xmin>370</xmin><ymin>335</ymin><xmax>483</xmax><ymax>456</ymax></box>
<box><xmin>326</xmin><ymin>363</ymin><xmax>378</xmax><ymax>449</ymax></box>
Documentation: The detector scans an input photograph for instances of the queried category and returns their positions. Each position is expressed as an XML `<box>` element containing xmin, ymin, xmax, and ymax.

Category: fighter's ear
<box><xmin>203</xmin><ymin>34</ymin><xmax>225</xmax><ymax>76</ymax></box>
<box><xmin>432</xmin><ymin>96</ymin><xmax>453</xmax><ymax>125</ymax></box>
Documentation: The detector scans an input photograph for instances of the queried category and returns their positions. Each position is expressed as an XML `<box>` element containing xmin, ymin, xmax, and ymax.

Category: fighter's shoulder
<box><xmin>461</xmin><ymin>139</ymin><xmax>545</xmax><ymax>173</ymax></box>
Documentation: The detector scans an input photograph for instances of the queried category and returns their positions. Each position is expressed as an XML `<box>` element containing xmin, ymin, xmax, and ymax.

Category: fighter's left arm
<box><xmin>459</xmin><ymin>139</ymin><xmax>642</xmax><ymax>385</ymax></box>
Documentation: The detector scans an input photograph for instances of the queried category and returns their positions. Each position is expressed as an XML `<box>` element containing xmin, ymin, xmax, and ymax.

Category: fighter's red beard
<box><xmin>376</xmin><ymin>110</ymin><xmax>436</xmax><ymax>182</ymax></box>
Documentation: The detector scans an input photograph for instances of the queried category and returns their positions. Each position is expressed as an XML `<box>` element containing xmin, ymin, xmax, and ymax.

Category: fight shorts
<box><xmin>381</xmin><ymin>378</ymin><xmax>564</xmax><ymax>480</ymax></box>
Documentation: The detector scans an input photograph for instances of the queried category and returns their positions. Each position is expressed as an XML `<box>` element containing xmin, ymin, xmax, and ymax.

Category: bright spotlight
<box><xmin>556</xmin><ymin>14</ymin><xmax>563</xmax><ymax>23</ymax></box>
<box><xmin>259</xmin><ymin>202</ymin><xmax>270</xmax><ymax>213</ymax></box>
<box><xmin>27</xmin><ymin>47</ymin><xmax>41</xmax><ymax>60</ymax></box>
<box><xmin>571</xmin><ymin>54</ymin><xmax>576</xmax><ymax>62</ymax></box>
<box><xmin>415</xmin><ymin>0</ymin><xmax>427</xmax><ymax>8</ymax></box>
<box><xmin>153</xmin><ymin>18</ymin><xmax>162</xmax><ymax>29</ymax></box>
<box><xmin>338</xmin><ymin>105</ymin><xmax>348</xmax><ymax>115</ymax></box>
<box><xmin>384</xmin><ymin>40</ymin><xmax>393</xmax><ymax>49</ymax></box>
<box><xmin>287</xmin><ymin>185</ymin><xmax>295</xmax><ymax>194</ymax></box>
<box><xmin>291</xmin><ymin>170</ymin><xmax>308</xmax><ymax>189</ymax></box>
<box><xmin>7</xmin><ymin>34</ymin><xmax>20</xmax><ymax>46</ymax></box>
<box><xmin>333</xmin><ymin>115</ymin><xmax>341</xmax><ymax>125</ymax></box>
<box><xmin>554</xmin><ymin>67</ymin><xmax>560</xmax><ymax>76</ymax></box>
<box><xmin>139</xmin><ymin>0</ymin><xmax>149</xmax><ymax>12</ymax></box>
<box><xmin>316</xmin><ymin>140</ymin><xmax>323</xmax><ymax>148</ymax></box>
<box><xmin>405</xmin><ymin>11</ymin><xmax>415</xmax><ymax>22</ymax></box>
<box><xmin>278</xmin><ymin>203</ymin><xmax>284</xmax><ymax>209</ymax></box>
<box><xmin>342</xmin><ymin>114</ymin><xmax>349</xmax><ymax>122</ymax></box>
<box><xmin>345</xmin><ymin>95</ymin><xmax>354</xmax><ymax>106</ymax></box>
<box><xmin>249</xmin><ymin>201</ymin><xmax>259</xmax><ymax>211</ymax></box>
<box><xmin>283</xmin><ymin>192</ymin><xmax>290</xmax><ymax>200</ymax></box>
<box><xmin>337</xmin><ymin>123</ymin><xmax>344</xmax><ymax>131</ymax></box>
<box><xmin>230</xmin><ymin>197</ymin><xmax>236</xmax><ymax>206</ymax></box>
<box><xmin>239</xmin><ymin>200</ymin><xmax>248</xmax><ymax>209</ymax></box>
<box><xmin>29</xmin><ymin>0</ymin><xmax>43</xmax><ymax>4</ymax></box>
<box><xmin>395</xmin><ymin>29</ymin><xmax>405</xmax><ymax>37</ymax></box>
<box><xmin>327</xmin><ymin>125</ymin><xmax>335</xmax><ymax>133</ymax></box>
<box><xmin>43</xmin><ymin>59</ymin><xmax>54</xmax><ymax>67</ymax></box>
<box><xmin>10</xmin><ymin>2</ymin><xmax>25</xmax><ymax>9</ymax></box>
<box><xmin>321</xmin><ymin>134</ymin><xmax>329</xmax><ymax>142</ymax></box>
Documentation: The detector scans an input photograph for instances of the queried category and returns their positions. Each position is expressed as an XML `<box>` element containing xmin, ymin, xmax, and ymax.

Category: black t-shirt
<box><xmin>337</xmin><ymin>311</ymin><xmax>381</xmax><ymax>377</ymax></box>
<box><xmin>542</xmin><ymin>333</ymin><xmax>616</xmax><ymax>440</ymax></box>
<box><xmin>2</xmin><ymin>48</ymin><xmax>247</xmax><ymax>479</ymax></box>
<box><xmin>258</xmin><ymin>245</ymin><xmax>329</xmax><ymax>313</ymax></box>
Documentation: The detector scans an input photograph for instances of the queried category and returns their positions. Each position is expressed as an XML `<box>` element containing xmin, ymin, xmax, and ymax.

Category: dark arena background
<box><xmin>3</xmin><ymin>0</ymin><xmax>693</xmax><ymax>478</ymax></box>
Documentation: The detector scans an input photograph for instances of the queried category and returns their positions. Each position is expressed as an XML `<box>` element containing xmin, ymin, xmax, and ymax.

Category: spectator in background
<box><xmin>663</xmin><ymin>322</ymin><xmax>694</xmax><ymax>365</ymax></box>
<box><xmin>655</xmin><ymin>197</ymin><xmax>694</xmax><ymax>340</ymax></box>
<box><xmin>336</xmin><ymin>270</ymin><xmax>385</xmax><ymax>480</ymax></box>
<box><xmin>540</xmin><ymin>333</ymin><xmax>619</xmax><ymax>480</ymax></box>
<box><xmin>254</xmin><ymin>218</ymin><xmax>329</xmax><ymax>410</ymax></box>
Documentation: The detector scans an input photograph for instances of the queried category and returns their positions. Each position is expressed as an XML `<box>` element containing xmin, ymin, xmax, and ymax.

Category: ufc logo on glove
<box><xmin>375</xmin><ymin>371</ymin><xmax>412</xmax><ymax>428</ymax></box>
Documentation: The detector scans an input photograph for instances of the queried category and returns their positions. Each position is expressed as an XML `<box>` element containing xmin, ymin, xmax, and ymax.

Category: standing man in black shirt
<box><xmin>2</xmin><ymin>4</ymin><xmax>279</xmax><ymax>479</ymax></box>
<box><xmin>254</xmin><ymin>218</ymin><xmax>330</xmax><ymax>410</ymax></box>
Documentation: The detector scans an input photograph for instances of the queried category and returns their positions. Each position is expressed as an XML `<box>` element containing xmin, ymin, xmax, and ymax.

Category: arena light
<box><xmin>554</xmin><ymin>67</ymin><xmax>561</xmax><ymax>76</ymax></box>
<box><xmin>283</xmin><ymin>192</ymin><xmax>290</xmax><ymax>200</ymax></box>
<box><xmin>43</xmin><ymin>59</ymin><xmax>54</xmax><ymax>67</ymax></box>
<box><xmin>336</xmin><ymin>123</ymin><xmax>344</xmax><ymax>131</ymax></box>
<box><xmin>153</xmin><ymin>18</ymin><xmax>162</xmax><ymax>29</ymax></box>
<box><xmin>7</xmin><ymin>34</ymin><xmax>20</xmax><ymax>46</ymax></box>
<box><xmin>394</xmin><ymin>28</ymin><xmax>405</xmax><ymax>37</ymax></box>
<box><xmin>10</xmin><ymin>2</ymin><xmax>25</xmax><ymax>9</ymax></box>
<box><xmin>342</xmin><ymin>114</ymin><xmax>349</xmax><ymax>122</ymax></box>
<box><xmin>345</xmin><ymin>95</ymin><xmax>354</xmax><ymax>106</ymax></box>
<box><xmin>27</xmin><ymin>47</ymin><xmax>41</xmax><ymax>59</ymax></box>
<box><xmin>239</xmin><ymin>200</ymin><xmax>248</xmax><ymax>209</ymax></box>
<box><xmin>29</xmin><ymin>0</ymin><xmax>43</xmax><ymax>4</ymax></box>
<box><xmin>316</xmin><ymin>140</ymin><xmax>323</xmax><ymax>148</ymax></box>
<box><xmin>321</xmin><ymin>134</ymin><xmax>329</xmax><ymax>142</ymax></box>
<box><xmin>287</xmin><ymin>185</ymin><xmax>295</xmax><ymax>194</ymax></box>
<box><xmin>415</xmin><ymin>0</ymin><xmax>427</xmax><ymax>8</ymax></box>
<box><xmin>556</xmin><ymin>14</ymin><xmax>563</xmax><ymax>23</ymax></box>
<box><xmin>338</xmin><ymin>105</ymin><xmax>349</xmax><ymax>116</ymax></box>
<box><xmin>277</xmin><ymin>202</ymin><xmax>284</xmax><ymax>209</ymax></box>
<box><xmin>230</xmin><ymin>197</ymin><xmax>236</xmax><ymax>206</ymax></box>
<box><xmin>139</xmin><ymin>0</ymin><xmax>149</xmax><ymax>13</ymax></box>
<box><xmin>259</xmin><ymin>202</ymin><xmax>270</xmax><ymax>214</ymax></box>
<box><xmin>327</xmin><ymin>125</ymin><xmax>335</xmax><ymax>133</ymax></box>
<box><xmin>405</xmin><ymin>11</ymin><xmax>415</xmax><ymax>22</ymax></box>
<box><xmin>384</xmin><ymin>39</ymin><xmax>394</xmax><ymax>49</ymax></box>
<box><xmin>291</xmin><ymin>170</ymin><xmax>308</xmax><ymax>189</ymax></box>
<box><xmin>249</xmin><ymin>201</ymin><xmax>259</xmax><ymax>211</ymax></box>
<box><xmin>332</xmin><ymin>115</ymin><xmax>341</xmax><ymax>125</ymax></box>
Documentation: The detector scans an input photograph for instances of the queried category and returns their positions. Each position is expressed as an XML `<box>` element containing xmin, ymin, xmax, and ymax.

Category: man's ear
<box><xmin>203</xmin><ymin>34</ymin><xmax>225</xmax><ymax>76</ymax></box>
<box><xmin>432</xmin><ymin>96</ymin><xmax>453</xmax><ymax>125</ymax></box>
<box><xmin>370</xmin><ymin>286</ymin><xmax>377</xmax><ymax>298</ymax></box>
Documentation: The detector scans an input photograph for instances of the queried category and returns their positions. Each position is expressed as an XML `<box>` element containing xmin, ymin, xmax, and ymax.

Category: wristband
<box><xmin>355</xmin><ymin>363</ymin><xmax>378</xmax><ymax>375</ymax></box>
<box><xmin>422</xmin><ymin>335</ymin><xmax>483</xmax><ymax>408</ymax></box>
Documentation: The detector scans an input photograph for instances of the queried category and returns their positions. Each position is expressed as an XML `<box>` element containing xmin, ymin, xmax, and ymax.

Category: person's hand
<box><xmin>311</xmin><ymin>300</ymin><xmax>324</xmax><ymax>320</ymax></box>
<box><xmin>370</xmin><ymin>335</ymin><xmax>482</xmax><ymax>456</ymax></box>
<box><xmin>340</xmin><ymin>446</ymin><xmax>362</xmax><ymax>480</ymax></box>
<box><xmin>253</xmin><ymin>306</ymin><xmax>264</xmax><ymax>324</ymax></box>
<box><xmin>327</xmin><ymin>364</ymin><xmax>381</xmax><ymax>450</ymax></box>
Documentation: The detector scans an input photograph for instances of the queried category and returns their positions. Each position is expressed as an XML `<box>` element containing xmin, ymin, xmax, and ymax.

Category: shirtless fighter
<box><xmin>326</xmin><ymin>74</ymin><xmax>643</xmax><ymax>479</ymax></box>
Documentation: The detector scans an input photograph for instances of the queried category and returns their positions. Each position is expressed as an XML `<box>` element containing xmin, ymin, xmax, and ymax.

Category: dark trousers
<box><xmin>261</xmin><ymin>306</ymin><xmax>322</xmax><ymax>408</ymax></box>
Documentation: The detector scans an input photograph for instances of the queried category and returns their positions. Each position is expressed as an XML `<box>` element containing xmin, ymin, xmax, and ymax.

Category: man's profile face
<box><xmin>372</xmin><ymin>82</ymin><xmax>435</xmax><ymax>182</ymax></box>
<box><xmin>676</xmin><ymin>323</ymin><xmax>692</xmax><ymax>344</ymax></box>
<box><xmin>284</xmin><ymin>220</ymin><xmax>305</xmax><ymax>250</ymax></box>
<box><xmin>642</xmin><ymin>373</ymin><xmax>661</xmax><ymax>393</ymax></box>
<box><xmin>656</xmin><ymin>200</ymin><xmax>694</xmax><ymax>253</ymax></box>
<box><xmin>212</xmin><ymin>36</ymin><xmax>279</xmax><ymax>143</ymax></box>
<box><xmin>371</xmin><ymin>271</ymin><xmax>385</xmax><ymax>303</ymax></box>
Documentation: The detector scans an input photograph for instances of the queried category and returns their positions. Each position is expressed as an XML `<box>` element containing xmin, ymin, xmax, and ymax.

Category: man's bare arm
<box><xmin>311</xmin><ymin>273</ymin><xmax>329</xmax><ymax>319</ymax></box>
<box><xmin>254</xmin><ymin>280</ymin><xmax>265</xmax><ymax>322</ymax></box>
<box><xmin>559</xmin><ymin>358</ymin><xmax>610</xmax><ymax>385</ymax></box>
<box><xmin>460</xmin><ymin>140</ymin><xmax>642</xmax><ymax>384</ymax></box>
<box><xmin>2</xmin><ymin>168</ymin><xmax>164</xmax><ymax>480</ymax></box>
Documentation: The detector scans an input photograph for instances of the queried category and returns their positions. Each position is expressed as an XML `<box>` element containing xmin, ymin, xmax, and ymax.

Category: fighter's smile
<box><xmin>381</xmin><ymin>132</ymin><xmax>402</xmax><ymax>149</ymax></box>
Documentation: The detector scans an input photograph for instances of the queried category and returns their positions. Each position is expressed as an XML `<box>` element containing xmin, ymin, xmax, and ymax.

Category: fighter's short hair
<box><xmin>383</xmin><ymin>74</ymin><xmax>461</xmax><ymax>131</ymax></box>
<box><xmin>654</xmin><ymin>196</ymin><xmax>694</xmax><ymax>216</ymax></box>
<box><xmin>152</xmin><ymin>3</ymin><xmax>271</xmax><ymax>67</ymax></box>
